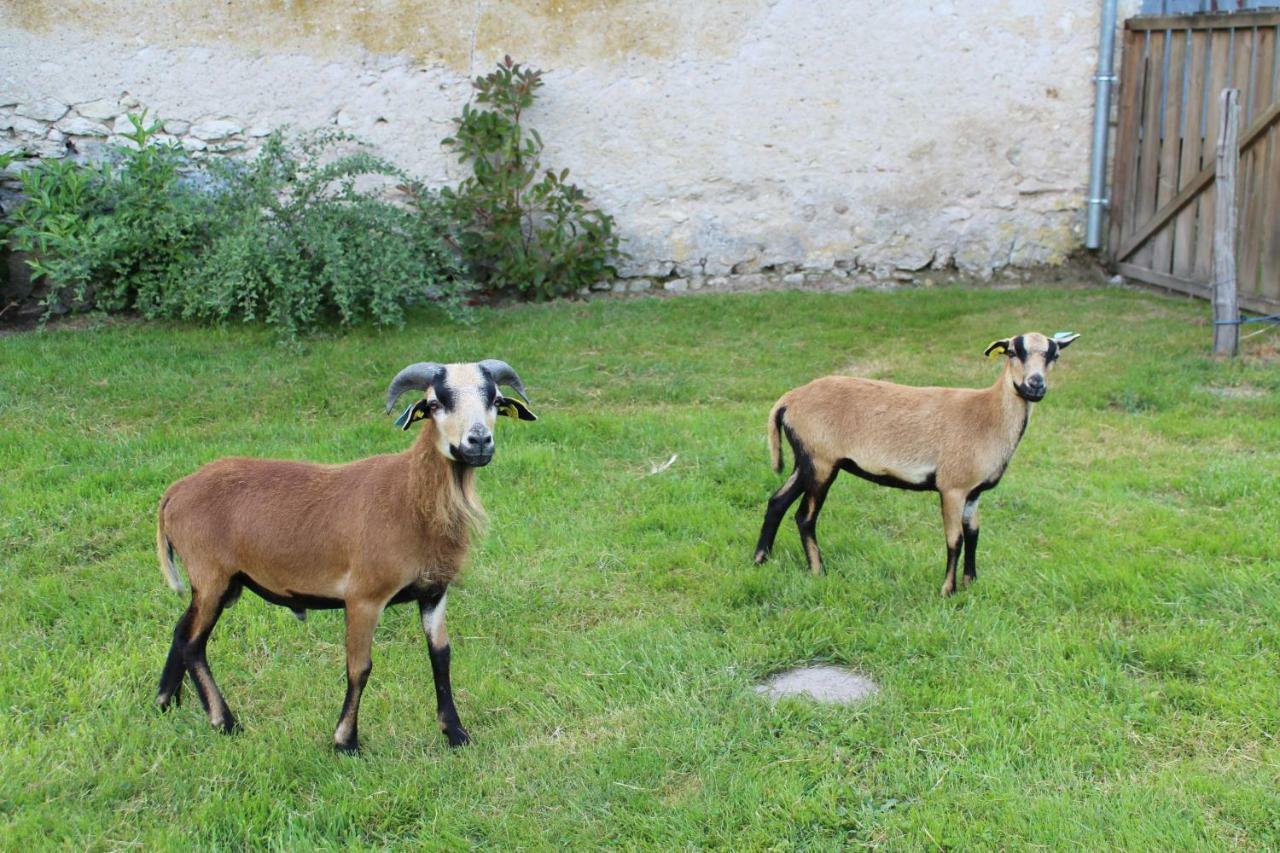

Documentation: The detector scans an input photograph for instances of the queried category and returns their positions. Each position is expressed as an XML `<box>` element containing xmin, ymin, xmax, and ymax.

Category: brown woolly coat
<box><xmin>158</xmin><ymin>420</ymin><xmax>480</xmax><ymax>604</ymax></box>
<box><xmin>768</xmin><ymin>357</ymin><xmax>1030</xmax><ymax>494</ymax></box>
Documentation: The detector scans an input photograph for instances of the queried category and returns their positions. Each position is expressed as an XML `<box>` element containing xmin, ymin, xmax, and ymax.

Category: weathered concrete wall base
<box><xmin>2</xmin><ymin>1</ymin><xmax>1107</xmax><ymax>279</ymax></box>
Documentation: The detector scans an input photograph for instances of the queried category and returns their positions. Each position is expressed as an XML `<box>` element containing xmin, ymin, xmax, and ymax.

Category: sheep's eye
<box><xmin>426</xmin><ymin>400</ymin><xmax>442</xmax><ymax>415</ymax></box>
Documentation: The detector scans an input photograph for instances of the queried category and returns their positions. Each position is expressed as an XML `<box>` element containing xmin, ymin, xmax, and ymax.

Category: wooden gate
<box><xmin>1109</xmin><ymin>11</ymin><xmax>1280</xmax><ymax>312</ymax></box>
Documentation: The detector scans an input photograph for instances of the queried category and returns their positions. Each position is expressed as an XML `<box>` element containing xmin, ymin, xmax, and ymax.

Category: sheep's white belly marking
<box><xmin>880</xmin><ymin>463</ymin><xmax>933</xmax><ymax>484</ymax></box>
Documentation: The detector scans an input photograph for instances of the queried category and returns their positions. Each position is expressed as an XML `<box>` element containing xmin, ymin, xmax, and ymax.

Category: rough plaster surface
<box><xmin>755</xmin><ymin>666</ymin><xmax>880</xmax><ymax>705</ymax></box>
<box><xmin>0</xmin><ymin>1</ymin><xmax>1126</xmax><ymax>277</ymax></box>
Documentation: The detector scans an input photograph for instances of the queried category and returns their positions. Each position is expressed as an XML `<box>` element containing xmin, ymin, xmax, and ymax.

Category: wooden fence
<box><xmin>1109</xmin><ymin>11</ymin><xmax>1280</xmax><ymax>312</ymax></box>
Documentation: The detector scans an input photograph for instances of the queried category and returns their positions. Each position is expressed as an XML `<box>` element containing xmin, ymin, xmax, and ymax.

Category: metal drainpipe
<box><xmin>1086</xmin><ymin>0</ymin><xmax>1120</xmax><ymax>250</ymax></box>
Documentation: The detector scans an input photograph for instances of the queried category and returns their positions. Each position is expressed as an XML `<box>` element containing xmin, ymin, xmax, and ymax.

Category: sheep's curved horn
<box><xmin>385</xmin><ymin>362</ymin><xmax>445</xmax><ymax>413</ymax></box>
<box><xmin>478</xmin><ymin>359</ymin><xmax>530</xmax><ymax>402</ymax></box>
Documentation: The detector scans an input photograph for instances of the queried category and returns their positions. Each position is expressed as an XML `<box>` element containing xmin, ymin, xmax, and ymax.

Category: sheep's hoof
<box><xmin>444</xmin><ymin>726</ymin><xmax>471</xmax><ymax>748</ymax></box>
<box><xmin>334</xmin><ymin>739</ymin><xmax>361</xmax><ymax>756</ymax></box>
<box><xmin>961</xmin><ymin>573</ymin><xmax>977</xmax><ymax>588</ymax></box>
<box><xmin>214</xmin><ymin>715</ymin><xmax>241</xmax><ymax>734</ymax></box>
<box><xmin>752</xmin><ymin>549</ymin><xmax>769</xmax><ymax>565</ymax></box>
<box><xmin>155</xmin><ymin>691</ymin><xmax>180</xmax><ymax>711</ymax></box>
<box><xmin>939</xmin><ymin>581</ymin><xmax>956</xmax><ymax>598</ymax></box>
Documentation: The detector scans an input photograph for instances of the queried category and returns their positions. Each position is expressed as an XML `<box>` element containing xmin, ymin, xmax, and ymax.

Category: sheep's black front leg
<box><xmin>754</xmin><ymin>470</ymin><xmax>804</xmax><ymax>564</ymax></box>
<box><xmin>419</xmin><ymin>589</ymin><xmax>469</xmax><ymax>747</ymax></box>
<box><xmin>939</xmin><ymin>490</ymin><xmax>965</xmax><ymax>597</ymax></box>
<box><xmin>334</xmin><ymin>600</ymin><xmax>381</xmax><ymax>754</ymax></box>
<box><xmin>962</xmin><ymin>496</ymin><xmax>981</xmax><ymax>586</ymax></box>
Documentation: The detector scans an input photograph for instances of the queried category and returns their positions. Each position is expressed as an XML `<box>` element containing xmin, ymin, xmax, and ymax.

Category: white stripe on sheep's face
<box><xmin>387</xmin><ymin>360</ymin><xmax>538</xmax><ymax>468</ymax></box>
<box><xmin>984</xmin><ymin>332</ymin><xmax>1079</xmax><ymax>402</ymax></box>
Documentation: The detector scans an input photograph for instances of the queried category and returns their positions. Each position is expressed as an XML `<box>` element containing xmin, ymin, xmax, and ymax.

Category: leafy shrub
<box><xmin>3</xmin><ymin>116</ymin><xmax>469</xmax><ymax>340</ymax></box>
<box><xmin>441</xmin><ymin>57</ymin><xmax>624</xmax><ymax>299</ymax></box>
<box><xmin>177</xmin><ymin>130</ymin><xmax>468</xmax><ymax>340</ymax></box>
<box><xmin>7</xmin><ymin>112</ymin><xmax>205</xmax><ymax>316</ymax></box>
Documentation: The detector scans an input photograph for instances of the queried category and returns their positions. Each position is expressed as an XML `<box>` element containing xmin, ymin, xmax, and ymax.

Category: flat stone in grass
<box><xmin>755</xmin><ymin>666</ymin><xmax>879</xmax><ymax>705</ymax></box>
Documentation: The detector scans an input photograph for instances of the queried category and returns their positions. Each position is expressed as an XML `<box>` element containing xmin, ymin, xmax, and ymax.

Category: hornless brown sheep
<box><xmin>753</xmin><ymin>332</ymin><xmax>1078</xmax><ymax>596</ymax></box>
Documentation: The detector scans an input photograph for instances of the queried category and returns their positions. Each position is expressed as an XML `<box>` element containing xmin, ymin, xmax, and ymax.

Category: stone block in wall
<box><xmin>3</xmin><ymin>115</ymin><xmax>46</xmax><ymax>135</ymax></box>
<box><xmin>75</xmin><ymin>99</ymin><xmax>121</xmax><ymax>121</ymax></box>
<box><xmin>16</xmin><ymin>98</ymin><xmax>68</xmax><ymax>122</ymax></box>
<box><xmin>189</xmin><ymin>119</ymin><xmax>243</xmax><ymax>141</ymax></box>
<box><xmin>56</xmin><ymin>115</ymin><xmax>111</xmax><ymax>137</ymax></box>
<box><xmin>162</xmin><ymin>119</ymin><xmax>191</xmax><ymax>135</ymax></box>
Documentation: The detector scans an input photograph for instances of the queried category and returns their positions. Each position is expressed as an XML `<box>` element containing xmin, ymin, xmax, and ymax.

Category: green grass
<box><xmin>2</xmin><ymin>283</ymin><xmax>1278</xmax><ymax>849</ymax></box>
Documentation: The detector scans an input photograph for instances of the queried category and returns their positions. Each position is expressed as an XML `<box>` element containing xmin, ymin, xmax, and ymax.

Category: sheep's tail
<box><xmin>767</xmin><ymin>400</ymin><xmax>788</xmax><ymax>473</ymax></box>
<box><xmin>156</xmin><ymin>497</ymin><xmax>185</xmax><ymax>594</ymax></box>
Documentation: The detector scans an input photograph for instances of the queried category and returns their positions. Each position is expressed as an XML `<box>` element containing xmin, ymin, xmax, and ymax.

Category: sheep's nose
<box><xmin>1026</xmin><ymin>375</ymin><xmax>1045</xmax><ymax>393</ymax></box>
<box><xmin>464</xmin><ymin>432</ymin><xmax>493</xmax><ymax>450</ymax></box>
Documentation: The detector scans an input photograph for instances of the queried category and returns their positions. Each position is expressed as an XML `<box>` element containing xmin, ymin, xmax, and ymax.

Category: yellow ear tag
<box><xmin>394</xmin><ymin>400</ymin><xmax>431</xmax><ymax>430</ymax></box>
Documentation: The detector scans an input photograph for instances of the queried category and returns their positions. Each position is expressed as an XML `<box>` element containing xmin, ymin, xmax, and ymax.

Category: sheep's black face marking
<box><xmin>424</xmin><ymin>365</ymin><xmax>499</xmax><ymax>466</ymax></box>
<box><xmin>1005</xmin><ymin>332</ymin><xmax>1063</xmax><ymax>402</ymax></box>
<box><xmin>390</xmin><ymin>360</ymin><xmax>535</xmax><ymax>464</ymax></box>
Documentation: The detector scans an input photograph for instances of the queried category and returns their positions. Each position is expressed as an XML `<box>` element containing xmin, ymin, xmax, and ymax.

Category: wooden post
<box><xmin>1213</xmin><ymin>88</ymin><xmax>1240</xmax><ymax>357</ymax></box>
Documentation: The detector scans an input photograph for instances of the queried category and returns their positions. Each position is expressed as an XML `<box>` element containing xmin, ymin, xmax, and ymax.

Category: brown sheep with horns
<box><xmin>154</xmin><ymin>359</ymin><xmax>536</xmax><ymax>752</ymax></box>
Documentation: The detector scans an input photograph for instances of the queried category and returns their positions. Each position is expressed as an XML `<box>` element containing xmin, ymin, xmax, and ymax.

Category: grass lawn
<box><xmin>2</xmin><ymin>282</ymin><xmax>1278</xmax><ymax>848</ymax></box>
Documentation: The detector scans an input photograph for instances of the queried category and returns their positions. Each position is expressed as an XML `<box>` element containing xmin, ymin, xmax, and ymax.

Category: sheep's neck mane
<box><xmin>407</xmin><ymin>423</ymin><xmax>486</xmax><ymax>540</ymax></box>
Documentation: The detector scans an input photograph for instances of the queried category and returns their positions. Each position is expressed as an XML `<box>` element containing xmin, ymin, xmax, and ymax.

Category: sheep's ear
<box><xmin>984</xmin><ymin>339</ymin><xmax>1012</xmax><ymax>358</ymax></box>
<box><xmin>394</xmin><ymin>399</ymin><xmax>432</xmax><ymax>430</ymax></box>
<box><xmin>497</xmin><ymin>396</ymin><xmax>537</xmax><ymax>421</ymax></box>
<box><xmin>1052</xmin><ymin>331</ymin><xmax>1080</xmax><ymax>349</ymax></box>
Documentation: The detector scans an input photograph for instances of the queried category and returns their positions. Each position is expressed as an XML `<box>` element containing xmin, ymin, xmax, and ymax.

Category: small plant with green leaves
<box><xmin>440</xmin><ymin>56</ymin><xmax>624</xmax><ymax>299</ymax></box>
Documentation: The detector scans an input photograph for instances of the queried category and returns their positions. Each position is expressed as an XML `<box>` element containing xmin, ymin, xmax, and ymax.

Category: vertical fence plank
<box><xmin>1240</xmin><ymin>26</ymin><xmax>1275</xmax><ymax>297</ymax></box>
<box><xmin>1173</xmin><ymin>28</ymin><xmax>1209</xmax><ymax>276</ymax></box>
<box><xmin>1153</xmin><ymin>31</ymin><xmax>1188</xmax><ymax>272</ymax></box>
<box><xmin>1134</xmin><ymin>30</ymin><xmax>1171</xmax><ymax>270</ymax></box>
<box><xmin>1195</xmin><ymin>27</ymin><xmax>1236</xmax><ymax>278</ymax></box>
<box><xmin>1111</xmin><ymin>29</ymin><xmax>1149</xmax><ymax>256</ymax></box>
<box><xmin>1264</xmin><ymin>28</ymin><xmax>1280</xmax><ymax>300</ymax></box>
<box><xmin>1214</xmin><ymin>89</ymin><xmax>1240</xmax><ymax>357</ymax></box>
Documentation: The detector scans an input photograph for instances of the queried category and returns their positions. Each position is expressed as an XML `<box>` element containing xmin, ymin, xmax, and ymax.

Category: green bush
<box><xmin>7</xmin><ymin>113</ymin><xmax>205</xmax><ymax>316</ymax></box>
<box><xmin>178</xmin><ymin>130</ymin><xmax>468</xmax><ymax>339</ymax></box>
<box><xmin>4</xmin><ymin>116</ymin><xmax>469</xmax><ymax>340</ymax></box>
<box><xmin>441</xmin><ymin>57</ymin><xmax>624</xmax><ymax>299</ymax></box>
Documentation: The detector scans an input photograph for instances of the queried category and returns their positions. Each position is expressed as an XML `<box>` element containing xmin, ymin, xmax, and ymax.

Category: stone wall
<box><xmin>1</xmin><ymin>1</ymin><xmax>1140</xmax><ymax>281</ymax></box>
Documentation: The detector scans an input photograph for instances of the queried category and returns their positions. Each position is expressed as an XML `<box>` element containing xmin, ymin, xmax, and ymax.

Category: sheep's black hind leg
<box><xmin>754</xmin><ymin>470</ymin><xmax>804</xmax><ymax>564</ymax></box>
<box><xmin>183</xmin><ymin>581</ymin><xmax>239</xmax><ymax>732</ymax></box>
<box><xmin>156</xmin><ymin>603</ymin><xmax>194</xmax><ymax>710</ymax></box>
<box><xmin>795</xmin><ymin>471</ymin><xmax>836</xmax><ymax>575</ymax></box>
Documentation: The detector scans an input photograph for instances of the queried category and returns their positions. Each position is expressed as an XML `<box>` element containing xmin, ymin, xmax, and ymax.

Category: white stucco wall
<box><xmin>1</xmin><ymin>1</ymin><xmax>1130</xmax><ymax>278</ymax></box>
